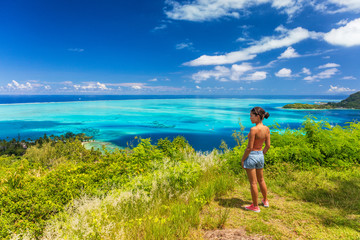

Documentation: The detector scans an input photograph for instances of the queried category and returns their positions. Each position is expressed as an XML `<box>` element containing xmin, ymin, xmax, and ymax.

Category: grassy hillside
<box><xmin>1</xmin><ymin>117</ymin><xmax>359</xmax><ymax>239</ymax></box>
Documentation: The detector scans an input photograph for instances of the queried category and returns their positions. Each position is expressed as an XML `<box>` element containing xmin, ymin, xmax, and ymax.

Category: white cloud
<box><xmin>275</xmin><ymin>68</ymin><xmax>292</xmax><ymax>77</ymax></box>
<box><xmin>324</xmin><ymin>18</ymin><xmax>360</xmax><ymax>47</ymax></box>
<box><xmin>192</xmin><ymin>63</ymin><xmax>266</xmax><ymax>82</ymax></box>
<box><xmin>302</xmin><ymin>67</ymin><xmax>311</xmax><ymax>75</ymax></box>
<box><xmin>62</xmin><ymin>81</ymin><xmax>73</xmax><ymax>85</ymax></box>
<box><xmin>176</xmin><ymin>41</ymin><xmax>194</xmax><ymax>50</ymax></box>
<box><xmin>328</xmin><ymin>85</ymin><xmax>356</xmax><ymax>93</ymax></box>
<box><xmin>275</xmin><ymin>25</ymin><xmax>288</xmax><ymax>33</ymax></box>
<box><xmin>230</xmin><ymin>63</ymin><xmax>253</xmax><ymax>80</ymax></box>
<box><xmin>236</xmin><ymin>37</ymin><xmax>248</xmax><ymax>42</ymax></box>
<box><xmin>7</xmin><ymin>80</ymin><xmax>33</xmax><ymax>90</ymax></box>
<box><xmin>192</xmin><ymin>66</ymin><xmax>231</xmax><ymax>83</ymax></box>
<box><xmin>278</xmin><ymin>46</ymin><xmax>300</xmax><ymax>59</ymax></box>
<box><xmin>165</xmin><ymin>0</ymin><xmax>360</xmax><ymax>23</ymax></box>
<box><xmin>185</xmin><ymin>27</ymin><xmax>314</xmax><ymax>66</ymax></box>
<box><xmin>132</xmin><ymin>85</ymin><xmax>142</xmax><ymax>90</ymax></box>
<box><xmin>271</xmin><ymin>0</ymin><xmax>303</xmax><ymax>16</ymax></box>
<box><xmin>95</xmin><ymin>82</ymin><xmax>183</xmax><ymax>93</ymax></box>
<box><xmin>149</xmin><ymin>78</ymin><xmax>158</xmax><ymax>82</ymax></box>
<box><xmin>68</xmin><ymin>48</ymin><xmax>84</xmax><ymax>52</ymax></box>
<box><xmin>342</xmin><ymin>76</ymin><xmax>356</xmax><ymax>80</ymax></box>
<box><xmin>96</xmin><ymin>82</ymin><xmax>108</xmax><ymax>90</ymax></box>
<box><xmin>304</xmin><ymin>68</ymin><xmax>339</xmax><ymax>82</ymax></box>
<box><xmin>318</xmin><ymin>63</ymin><xmax>340</xmax><ymax>68</ymax></box>
<box><xmin>243</xmin><ymin>71</ymin><xmax>267</xmax><ymax>81</ymax></box>
<box><xmin>185</xmin><ymin>51</ymin><xmax>256</xmax><ymax>66</ymax></box>
<box><xmin>153</xmin><ymin>24</ymin><xmax>168</xmax><ymax>31</ymax></box>
<box><xmin>152</xmin><ymin>20</ymin><xmax>172</xmax><ymax>32</ymax></box>
<box><xmin>317</xmin><ymin>68</ymin><xmax>339</xmax><ymax>78</ymax></box>
<box><xmin>165</xmin><ymin>0</ymin><xmax>247</xmax><ymax>22</ymax></box>
<box><xmin>336</xmin><ymin>18</ymin><xmax>349</xmax><ymax>25</ymax></box>
<box><xmin>44</xmin><ymin>85</ymin><xmax>51</xmax><ymax>90</ymax></box>
<box><xmin>196</xmin><ymin>85</ymin><xmax>201</xmax><ymax>89</ymax></box>
<box><xmin>325</xmin><ymin>0</ymin><xmax>360</xmax><ymax>12</ymax></box>
<box><xmin>165</xmin><ymin>0</ymin><xmax>306</xmax><ymax>22</ymax></box>
<box><xmin>73</xmin><ymin>82</ymin><xmax>109</xmax><ymax>91</ymax></box>
<box><xmin>304</xmin><ymin>76</ymin><xmax>316</xmax><ymax>82</ymax></box>
<box><xmin>108</xmin><ymin>82</ymin><xmax>146</xmax><ymax>88</ymax></box>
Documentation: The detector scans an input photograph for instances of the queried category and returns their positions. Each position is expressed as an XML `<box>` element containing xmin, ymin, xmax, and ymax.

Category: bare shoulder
<box><xmin>264</xmin><ymin>126</ymin><xmax>270</xmax><ymax>134</ymax></box>
<box><xmin>250</xmin><ymin>126</ymin><xmax>258</xmax><ymax>132</ymax></box>
<box><xmin>249</xmin><ymin>127</ymin><xmax>258</xmax><ymax>136</ymax></box>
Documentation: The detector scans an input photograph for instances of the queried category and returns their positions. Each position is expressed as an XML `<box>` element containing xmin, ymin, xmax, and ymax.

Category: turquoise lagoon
<box><xmin>0</xmin><ymin>95</ymin><xmax>359</xmax><ymax>151</ymax></box>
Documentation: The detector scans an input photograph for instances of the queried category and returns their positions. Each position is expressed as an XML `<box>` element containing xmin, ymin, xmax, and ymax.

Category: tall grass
<box><xmin>11</xmin><ymin>148</ymin><xmax>234</xmax><ymax>239</ymax></box>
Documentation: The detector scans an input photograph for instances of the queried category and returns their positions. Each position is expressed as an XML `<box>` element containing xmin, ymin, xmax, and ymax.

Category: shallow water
<box><xmin>1</xmin><ymin>95</ymin><xmax>359</xmax><ymax>151</ymax></box>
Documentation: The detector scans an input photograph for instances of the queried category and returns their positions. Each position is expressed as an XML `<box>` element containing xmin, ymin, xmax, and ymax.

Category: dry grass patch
<box><xmin>194</xmin><ymin>176</ymin><xmax>360</xmax><ymax>240</ymax></box>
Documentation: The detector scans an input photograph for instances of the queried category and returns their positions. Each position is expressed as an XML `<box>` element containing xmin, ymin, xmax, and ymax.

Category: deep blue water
<box><xmin>0</xmin><ymin>95</ymin><xmax>358</xmax><ymax>151</ymax></box>
<box><xmin>0</xmin><ymin>94</ymin><xmax>347</xmax><ymax>104</ymax></box>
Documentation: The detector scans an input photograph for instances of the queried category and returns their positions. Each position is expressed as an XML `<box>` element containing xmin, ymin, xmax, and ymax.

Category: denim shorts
<box><xmin>244</xmin><ymin>151</ymin><xmax>264</xmax><ymax>169</ymax></box>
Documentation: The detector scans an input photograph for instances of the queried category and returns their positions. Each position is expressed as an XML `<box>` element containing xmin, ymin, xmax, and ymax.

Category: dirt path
<box><xmin>204</xmin><ymin>229</ymin><xmax>271</xmax><ymax>240</ymax></box>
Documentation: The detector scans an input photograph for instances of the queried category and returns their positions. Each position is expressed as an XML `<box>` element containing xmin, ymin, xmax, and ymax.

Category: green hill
<box><xmin>283</xmin><ymin>91</ymin><xmax>360</xmax><ymax>109</ymax></box>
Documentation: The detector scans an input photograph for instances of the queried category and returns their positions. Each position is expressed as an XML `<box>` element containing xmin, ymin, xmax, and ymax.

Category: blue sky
<box><xmin>0</xmin><ymin>0</ymin><xmax>359</xmax><ymax>95</ymax></box>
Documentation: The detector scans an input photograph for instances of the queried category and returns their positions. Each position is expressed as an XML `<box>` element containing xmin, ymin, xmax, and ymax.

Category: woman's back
<box><xmin>249</xmin><ymin>125</ymin><xmax>270</xmax><ymax>151</ymax></box>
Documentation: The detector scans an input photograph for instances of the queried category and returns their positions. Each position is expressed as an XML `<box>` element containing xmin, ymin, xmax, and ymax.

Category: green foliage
<box><xmin>157</xmin><ymin>136</ymin><xmax>194</xmax><ymax>162</ymax></box>
<box><xmin>232</xmin><ymin>121</ymin><xmax>246</xmax><ymax>147</ymax></box>
<box><xmin>225</xmin><ymin>117</ymin><xmax>360</xmax><ymax>174</ymax></box>
<box><xmin>222</xmin><ymin>145</ymin><xmax>246</xmax><ymax>174</ymax></box>
<box><xmin>0</xmin><ymin>136</ymin><xmax>201</xmax><ymax>239</ymax></box>
<box><xmin>120</xmin><ymin>167</ymin><xmax>234</xmax><ymax>240</ymax></box>
<box><xmin>1</xmin><ymin>117</ymin><xmax>359</xmax><ymax>239</ymax></box>
<box><xmin>283</xmin><ymin>103</ymin><xmax>333</xmax><ymax>109</ymax></box>
<box><xmin>0</xmin><ymin>132</ymin><xmax>93</xmax><ymax>157</ymax></box>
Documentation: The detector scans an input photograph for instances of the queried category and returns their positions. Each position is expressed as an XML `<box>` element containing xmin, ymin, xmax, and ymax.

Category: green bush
<box><xmin>225</xmin><ymin>117</ymin><xmax>360</xmax><ymax>174</ymax></box>
<box><xmin>0</xmin><ymin>136</ymin><xmax>199</xmax><ymax>239</ymax></box>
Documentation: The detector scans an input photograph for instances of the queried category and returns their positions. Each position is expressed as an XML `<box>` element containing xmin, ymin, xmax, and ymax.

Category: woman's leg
<box><xmin>246</xmin><ymin>168</ymin><xmax>258</xmax><ymax>206</ymax></box>
<box><xmin>256</xmin><ymin>168</ymin><xmax>268</xmax><ymax>201</ymax></box>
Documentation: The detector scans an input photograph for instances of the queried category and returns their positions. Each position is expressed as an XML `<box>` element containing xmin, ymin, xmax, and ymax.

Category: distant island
<box><xmin>283</xmin><ymin>91</ymin><xmax>360</xmax><ymax>109</ymax></box>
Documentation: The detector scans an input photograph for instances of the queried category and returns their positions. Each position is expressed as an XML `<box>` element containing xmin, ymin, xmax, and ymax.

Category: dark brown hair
<box><xmin>251</xmin><ymin>107</ymin><xmax>270</xmax><ymax>120</ymax></box>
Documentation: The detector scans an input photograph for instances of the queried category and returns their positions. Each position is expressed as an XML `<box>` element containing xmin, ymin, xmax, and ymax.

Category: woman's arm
<box><xmin>263</xmin><ymin>127</ymin><xmax>271</xmax><ymax>155</ymax></box>
<box><xmin>241</xmin><ymin>128</ymin><xmax>256</xmax><ymax>168</ymax></box>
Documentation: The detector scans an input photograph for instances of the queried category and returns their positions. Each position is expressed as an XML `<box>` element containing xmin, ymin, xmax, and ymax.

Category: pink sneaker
<box><xmin>262</xmin><ymin>199</ymin><xmax>269</xmax><ymax>208</ymax></box>
<box><xmin>245</xmin><ymin>204</ymin><xmax>260</xmax><ymax>212</ymax></box>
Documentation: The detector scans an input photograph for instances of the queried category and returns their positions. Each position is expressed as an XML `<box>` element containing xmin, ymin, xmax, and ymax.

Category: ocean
<box><xmin>1</xmin><ymin>95</ymin><xmax>359</xmax><ymax>151</ymax></box>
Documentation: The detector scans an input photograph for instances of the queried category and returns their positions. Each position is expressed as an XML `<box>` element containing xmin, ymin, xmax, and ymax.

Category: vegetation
<box><xmin>283</xmin><ymin>91</ymin><xmax>360</xmax><ymax>109</ymax></box>
<box><xmin>196</xmin><ymin>165</ymin><xmax>360</xmax><ymax>239</ymax></box>
<box><xmin>0</xmin><ymin>117</ymin><xmax>359</xmax><ymax>239</ymax></box>
<box><xmin>0</xmin><ymin>132</ymin><xmax>93</xmax><ymax>156</ymax></box>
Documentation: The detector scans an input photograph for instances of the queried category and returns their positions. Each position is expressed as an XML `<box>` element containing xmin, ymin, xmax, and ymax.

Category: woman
<box><xmin>241</xmin><ymin>107</ymin><xmax>270</xmax><ymax>213</ymax></box>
